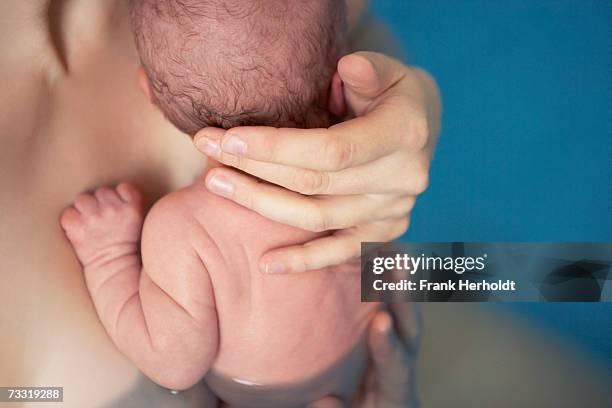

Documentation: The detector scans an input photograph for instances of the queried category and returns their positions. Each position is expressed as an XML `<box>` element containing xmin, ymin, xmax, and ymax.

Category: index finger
<box><xmin>195</xmin><ymin>102</ymin><xmax>408</xmax><ymax>171</ymax></box>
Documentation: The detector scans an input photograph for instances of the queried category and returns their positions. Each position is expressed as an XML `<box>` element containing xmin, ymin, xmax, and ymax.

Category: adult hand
<box><xmin>307</xmin><ymin>303</ymin><xmax>421</xmax><ymax>408</ymax></box>
<box><xmin>194</xmin><ymin>51</ymin><xmax>441</xmax><ymax>274</ymax></box>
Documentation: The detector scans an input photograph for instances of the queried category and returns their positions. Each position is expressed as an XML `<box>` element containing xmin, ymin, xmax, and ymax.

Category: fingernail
<box><xmin>262</xmin><ymin>261</ymin><xmax>286</xmax><ymax>274</ymax></box>
<box><xmin>207</xmin><ymin>175</ymin><xmax>234</xmax><ymax>198</ymax></box>
<box><xmin>378</xmin><ymin>312</ymin><xmax>393</xmax><ymax>334</ymax></box>
<box><xmin>374</xmin><ymin>312</ymin><xmax>396</xmax><ymax>357</ymax></box>
<box><xmin>221</xmin><ymin>135</ymin><xmax>247</xmax><ymax>155</ymax></box>
<box><xmin>196</xmin><ymin>137</ymin><xmax>221</xmax><ymax>159</ymax></box>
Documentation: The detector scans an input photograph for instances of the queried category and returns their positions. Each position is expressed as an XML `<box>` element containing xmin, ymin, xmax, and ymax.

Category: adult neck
<box><xmin>48</xmin><ymin>0</ymin><xmax>129</xmax><ymax>70</ymax></box>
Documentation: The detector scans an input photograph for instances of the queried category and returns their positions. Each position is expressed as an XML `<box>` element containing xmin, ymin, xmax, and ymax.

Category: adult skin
<box><xmin>0</xmin><ymin>0</ymin><xmax>431</xmax><ymax>406</ymax></box>
<box><xmin>1</xmin><ymin>1</ymin><xmax>205</xmax><ymax>406</ymax></box>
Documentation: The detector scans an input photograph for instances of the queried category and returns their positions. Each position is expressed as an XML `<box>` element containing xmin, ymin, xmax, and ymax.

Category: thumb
<box><xmin>367</xmin><ymin>311</ymin><xmax>418</xmax><ymax>407</ymax></box>
<box><xmin>337</xmin><ymin>52</ymin><xmax>406</xmax><ymax>114</ymax></box>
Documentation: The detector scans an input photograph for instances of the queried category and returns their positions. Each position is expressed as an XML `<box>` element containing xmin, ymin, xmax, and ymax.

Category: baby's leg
<box><xmin>60</xmin><ymin>184</ymin><xmax>218</xmax><ymax>390</ymax></box>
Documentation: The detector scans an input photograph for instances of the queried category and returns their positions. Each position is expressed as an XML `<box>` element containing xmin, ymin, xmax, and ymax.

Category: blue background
<box><xmin>372</xmin><ymin>1</ymin><xmax>611</xmax><ymax>367</ymax></box>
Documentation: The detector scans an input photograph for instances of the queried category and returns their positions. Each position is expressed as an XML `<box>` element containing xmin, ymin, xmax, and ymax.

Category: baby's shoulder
<box><xmin>147</xmin><ymin>180</ymin><xmax>321</xmax><ymax>253</ymax></box>
<box><xmin>144</xmin><ymin>186</ymin><xmax>198</xmax><ymax>228</ymax></box>
<box><xmin>142</xmin><ymin>181</ymin><xmax>264</xmax><ymax>243</ymax></box>
<box><xmin>141</xmin><ymin>183</ymin><xmax>215</xmax><ymax>249</ymax></box>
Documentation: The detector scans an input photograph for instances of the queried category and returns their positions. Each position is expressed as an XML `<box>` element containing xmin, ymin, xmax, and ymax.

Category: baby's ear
<box><xmin>328</xmin><ymin>71</ymin><xmax>346</xmax><ymax>117</ymax></box>
<box><xmin>137</xmin><ymin>67</ymin><xmax>153</xmax><ymax>102</ymax></box>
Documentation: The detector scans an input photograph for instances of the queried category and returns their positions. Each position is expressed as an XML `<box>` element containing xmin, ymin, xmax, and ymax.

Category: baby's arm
<box><xmin>60</xmin><ymin>184</ymin><xmax>218</xmax><ymax>390</ymax></box>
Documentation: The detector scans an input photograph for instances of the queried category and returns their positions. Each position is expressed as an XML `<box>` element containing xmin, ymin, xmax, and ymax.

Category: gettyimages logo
<box><xmin>361</xmin><ymin>242</ymin><xmax>612</xmax><ymax>302</ymax></box>
<box><xmin>372</xmin><ymin>252</ymin><xmax>487</xmax><ymax>275</ymax></box>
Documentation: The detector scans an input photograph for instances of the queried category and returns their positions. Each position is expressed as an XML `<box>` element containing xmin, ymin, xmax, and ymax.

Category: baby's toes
<box><xmin>60</xmin><ymin>207</ymin><xmax>84</xmax><ymax>242</ymax></box>
<box><xmin>116</xmin><ymin>182</ymin><xmax>142</xmax><ymax>205</ymax></box>
<box><xmin>74</xmin><ymin>193</ymin><xmax>99</xmax><ymax>215</ymax></box>
<box><xmin>94</xmin><ymin>186</ymin><xmax>122</xmax><ymax>206</ymax></box>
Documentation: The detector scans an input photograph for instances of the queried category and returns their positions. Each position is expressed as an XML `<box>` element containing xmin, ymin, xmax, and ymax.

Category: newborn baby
<box><xmin>60</xmin><ymin>1</ymin><xmax>377</xmax><ymax>406</ymax></box>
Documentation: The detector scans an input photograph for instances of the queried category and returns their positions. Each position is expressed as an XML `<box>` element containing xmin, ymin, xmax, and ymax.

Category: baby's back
<box><xmin>179</xmin><ymin>179</ymin><xmax>376</xmax><ymax>386</ymax></box>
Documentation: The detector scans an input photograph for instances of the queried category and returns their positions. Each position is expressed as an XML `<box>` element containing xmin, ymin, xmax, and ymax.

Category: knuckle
<box><xmin>413</xmin><ymin>169</ymin><xmax>430</xmax><ymax>194</ymax></box>
<box><xmin>394</xmin><ymin>218</ymin><xmax>410</xmax><ymax>237</ymax></box>
<box><xmin>395</xmin><ymin>196</ymin><xmax>416</xmax><ymax>216</ymax></box>
<box><xmin>403</xmin><ymin>160</ymin><xmax>429</xmax><ymax>194</ymax></box>
<box><xmin>261</xmin><ymin>130</ymin><xmax>280</xmax><ymax>160</ymax></box>
<box><xmin>409</xmin><ymin>115</ymin><xmax>429</xmax><ymax>150</ymax></box>
<box><xmin>323</xmin><ymin>138</ymin><xmax>352</xmax><ymax>170</ymax></box>
<box><xmin>304</xmin><ymin>204</ymin><xmax>330</xmax><ymax>232</ymax></box>
<box><xmin>296</xmin><ymin>170</ymin><xmax>328</xmax><ymax>195</ymax></box>
<box><xmin>399</xmin><ymin>178</ymin><xmax>413</xmax><ymax>194</ymax></box>
<box><xmin>307</xmin><ymin>216</ymin><xmax>327</xmax><ymax>233</ymax></box>
<box><xmin>406</xmin><ymin>196</ymin><xmax>417</xmax><ymax>212</ymax></box>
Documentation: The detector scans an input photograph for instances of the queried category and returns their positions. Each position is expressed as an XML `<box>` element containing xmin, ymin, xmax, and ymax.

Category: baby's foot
<box><xmin>60</xmin><ymin>183</ymin><xmax>143</xmax><ymax>268</ymax></box>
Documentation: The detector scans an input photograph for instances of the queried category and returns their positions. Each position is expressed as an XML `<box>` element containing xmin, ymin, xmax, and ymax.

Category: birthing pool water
<box><xmin>372</xmin><ymin>0</ymin><xmax>612</xmax><ymax>366</ymax></box>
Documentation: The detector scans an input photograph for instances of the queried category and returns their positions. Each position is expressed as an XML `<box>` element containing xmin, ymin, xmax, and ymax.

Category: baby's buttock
<box><xmin>206</xmin><ymin>333</ymin><xmax>369</xmax><ymax>408</ymax></box>
<box><xmin>187</xmin><ymin>183</ymin><xmax>378</xmax><ymax>385</ymax></box>
<box><xmin>213</xmin><ymin>269</ymin><xmax>376</xmax><ymax>385</ymax></box>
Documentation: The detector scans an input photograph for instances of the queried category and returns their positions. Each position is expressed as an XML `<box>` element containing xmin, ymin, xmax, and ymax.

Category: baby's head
<box><xmin>129</xmin><ymin>0</ymin><xmax>347</xmax><ymax>135</ymax></box>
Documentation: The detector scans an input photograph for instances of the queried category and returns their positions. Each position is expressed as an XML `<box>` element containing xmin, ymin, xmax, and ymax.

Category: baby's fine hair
<box><xmin>129</xmin><ymin>0</ymin><xmax>347</xmax><ymax>135</ymax></box>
